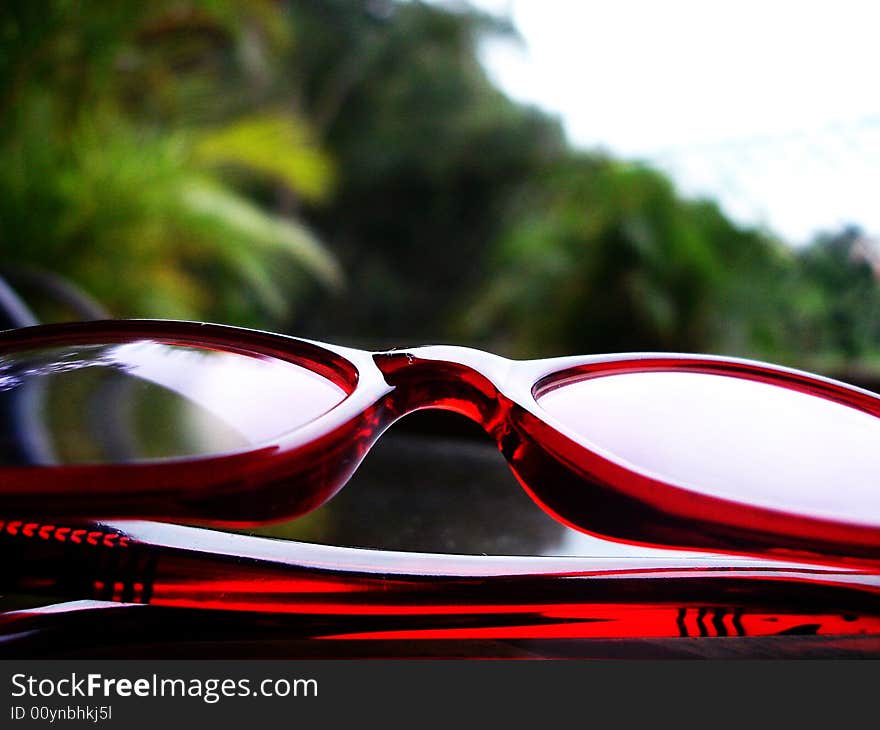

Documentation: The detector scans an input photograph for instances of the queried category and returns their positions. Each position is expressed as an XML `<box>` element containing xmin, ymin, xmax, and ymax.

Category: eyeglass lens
<box><xmin>538</xmin><ymin>370</ymin><xmax>880</xmax><ymax>526</ymax></box>
<box><xmin>0</xmin><ymin>341</ymin><xmax>346</xmax><ymax>465</ymax></box>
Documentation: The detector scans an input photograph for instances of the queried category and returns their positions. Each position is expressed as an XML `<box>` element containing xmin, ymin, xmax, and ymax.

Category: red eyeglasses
<box><xmin>1</xmin><ymin>319</ymin><xmax>880</xmax><ymax>648</ymax></box>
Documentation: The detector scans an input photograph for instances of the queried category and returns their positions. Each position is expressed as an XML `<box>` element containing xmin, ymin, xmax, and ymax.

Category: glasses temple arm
<box><xmin>2</xmin><ymin>518</ymin><xmax>880</xmax><ymax>640</ymax></box>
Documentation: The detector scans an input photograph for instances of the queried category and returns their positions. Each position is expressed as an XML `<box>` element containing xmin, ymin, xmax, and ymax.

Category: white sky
<box><xmin>468</xmin><ymin>0</ymin><xmax>880</xmax><ymax>244</ymax></box>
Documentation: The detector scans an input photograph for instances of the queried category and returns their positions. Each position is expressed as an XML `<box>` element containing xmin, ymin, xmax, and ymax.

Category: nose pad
<box><xmin>372</xmin><ymin>346</ymin><xmax>513</xmax><ymax>437</ymax></box>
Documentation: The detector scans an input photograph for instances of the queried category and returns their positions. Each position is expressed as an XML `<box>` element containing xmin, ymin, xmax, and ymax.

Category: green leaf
<box><xmin>193</xmin><ymin>114</ymin><xmax>335</xmax><ymax>201</ymax></box>
<box><xmin>179</xmin><ymin>179</ymin><xmax>343</xmax><ymax>290</ymax></box>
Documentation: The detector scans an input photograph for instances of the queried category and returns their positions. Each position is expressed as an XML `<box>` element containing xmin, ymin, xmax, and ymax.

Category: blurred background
<box><xmin>2</xmin><ymin>0</ymin><xmax>880</xmax><ymax>556</ymax></box>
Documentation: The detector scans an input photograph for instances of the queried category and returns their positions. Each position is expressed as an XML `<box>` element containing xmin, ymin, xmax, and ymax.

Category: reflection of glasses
<box><xmin>2</xmin><ymin>318</ymin><xmax>880</xmax><ymax>568</ymax></box>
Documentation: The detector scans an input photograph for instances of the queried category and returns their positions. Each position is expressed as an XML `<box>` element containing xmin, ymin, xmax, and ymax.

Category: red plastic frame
<box><xmin>1</xmin><ymin>319</ymin><xmax>880</xmax><ymax>570</ymax></box>
<box><xmin>2</xmin><ymin>518</ymin><xmax>880</xmax><ymax>643</ymax></box>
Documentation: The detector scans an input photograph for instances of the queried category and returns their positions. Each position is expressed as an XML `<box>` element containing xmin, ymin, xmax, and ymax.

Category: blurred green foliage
<box><xmin>793</xmin><ymin>227</ymin><xmax>880</xmax><ymax>361</ymax></box>
<box><xmin>1</xmin><ymin>0</ymin><xmax>879</xmax><ymax>367</ymax></box>
<box><xmin>0</xmin><ymin>0</ymin><xmax>339</xmax><ymax>325</ymax></box>
<box><xmin>287</xmin><ymin>0</ymin><xmax>566</xmax><ymax>339</ymax></box>
<box><xmin>466</xmin><ymin>156</ymin><xmax>728</xmax><ymax>354</ymax></box>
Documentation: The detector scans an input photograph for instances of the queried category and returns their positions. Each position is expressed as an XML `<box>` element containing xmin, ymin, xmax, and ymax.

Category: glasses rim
<box><xmin>2</xmin><ymin>318</ymin><xmax>880</xmax><ymax>570</ymax></box>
